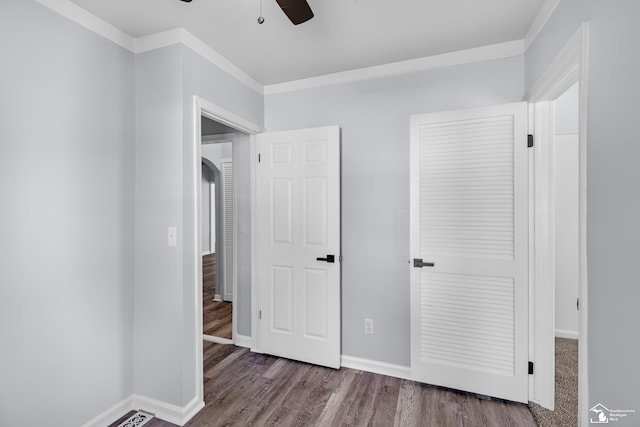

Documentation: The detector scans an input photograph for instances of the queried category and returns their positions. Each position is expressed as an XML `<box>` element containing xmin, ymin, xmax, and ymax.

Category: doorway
<box><xmin>200</xmin><ymin>119</ymin><xmax>240</xmax><ymax>344</ymax></box>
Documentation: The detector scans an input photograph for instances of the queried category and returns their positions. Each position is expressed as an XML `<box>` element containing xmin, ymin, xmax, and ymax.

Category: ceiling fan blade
<box><xmin>275</xmin><ymin>0</ymin><xmax>314</xmax><ymax>25</ymax></box>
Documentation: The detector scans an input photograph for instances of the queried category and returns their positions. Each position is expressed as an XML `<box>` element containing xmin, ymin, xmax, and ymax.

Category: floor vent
<box><xmin>116</xmin><ymin>410</ymin><xmax>154</xmax><ymax>427</ymax></box>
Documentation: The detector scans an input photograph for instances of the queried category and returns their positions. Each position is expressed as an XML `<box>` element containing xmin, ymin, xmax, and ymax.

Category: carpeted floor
<box><xmin>529</xmin><ymin>337</ymin><xmax>579</xmax><ymax>426</ymax></box>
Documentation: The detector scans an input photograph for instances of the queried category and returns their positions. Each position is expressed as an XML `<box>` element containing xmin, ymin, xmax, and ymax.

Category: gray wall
<box><xmin>526</xmin><ymin>1</ymin><xmax>640</xmax><ymax>423</ymax></box>
<box><xmin>134</xmin><ymin>42</ymin><xmax>263</xmax><ymax>407</ymax></box>
<box><xmin>265</xmin><ymin>56</ymin><xmax>525</xmax><ymax>366</ymax></box>
<box><xmin>0</xmin><ymin>1</ymin><xmax>135</xmax><ymax>426</ymax></box>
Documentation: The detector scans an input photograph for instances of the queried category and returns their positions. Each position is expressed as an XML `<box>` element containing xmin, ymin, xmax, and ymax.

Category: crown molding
<box><xmin>524</xmin><ymin>0</ymin><xmax>561</xmax><ymax>51</ymax></box>
<box><xmin>36</xmin><ymin>0</ymin><xmax>135</xmax><ymax>51</ymax></box>
<box><xmin>35</xmin><ymin>0</ymin><xmax>263</xmax><ymax>94</ymax></box>
<box><xmin>135</xmin><ymin>29</ymin><xmax>263</xmax><ymax>94</ymax></box>
<box><xmin>264</xmin><ymin>40</ymin><xmax>525</xmax><ymax>95</ymax></box>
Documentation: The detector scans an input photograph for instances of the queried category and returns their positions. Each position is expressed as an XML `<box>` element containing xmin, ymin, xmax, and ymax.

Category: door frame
<box><xmin>192</xmin><ymin>96</ymin><xmax>263</xmax><ymax>405</ymax></box>
<box><xmin>525</xmin><ymin>22</ymin><xmax>589</xmax><ymax>422</ymax></box>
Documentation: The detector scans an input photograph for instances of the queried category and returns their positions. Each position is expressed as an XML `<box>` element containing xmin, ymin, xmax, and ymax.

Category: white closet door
<box><xmin>410</xmin><ymin>102</ymin><xmax>529</xmax><ymax>402</ymax></box>
<box><xmin>221</xmin><ymin>160</ymin><xmax>233</xmax><ymax>302</ymax></box>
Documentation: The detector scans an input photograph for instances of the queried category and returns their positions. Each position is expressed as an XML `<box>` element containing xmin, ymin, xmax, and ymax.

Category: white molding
<box><xmin>525</xmin><ymin>22</ymin><xmax>590</xmax><ymax>425</ymax></box>
<box><xmin>80</xmin><ymin>394</ymin><xmax>203</xmax><ymax>427</ymax></box>
<box><xmin>341</xmin><ymin>356</ymin><xmax>412</xmax><ymax>381</ymax></box>
<box><xmin>80</xmin><ymin>396</ymin><xmax>135</xmax><ymax>427</ymax></box>
<box><xmin>524</xmin><ymin>0</ymin><xmax>561</xmax><ymax>51</ymax></box>
<box><xmin>201</xmin><ymin>251</ymin><xmax>211</xmax><ymax>256</ymax></box>
<box><xmin>202</xmin><ymin>133</ymin><xmax>237</xmax><ymax>144</ymax></box>
<box><xmin>526</xmin><ymin>24</ymin><xmax>584</xmax><ymax>102</ymax></box>
<box><xmin>264</xmin><ymin>40</ymin><xmax>525</xmax><ymax>95</ymax></box>
<box><xmin>132</xmin><ymin>394</ymin><xmax>204</xmax><ymax>427</ymax></box>
<box><xmin>35</xmin><ymin>2</ymin><xmax>262</xmax><ymax>94</ymax></box>
<box><xmin>35</xmin><ymin>0</ymin><xmax>135</xmax><ymax>51</ymax></box>
<box><xmin>555</xmin><ymin>329</ymin><xmax>579</xmax><ymax>340</ymax></box>
<box><xmin>213</xmin><ymin>294</ymin><xmax>222</xmax><ymax>302</ymax></box>
<box><xmin>199</xmin><ymin>97</ymin><xmax>265</xmax><ymax>135</ymax></box>
<box><xmin>135</xmin><ymin>29</ymin><xmax>263</xmax><ymax>95</ymax></box>
<box><xmin>235</xmin><ymin>334</ymin><xmax>253</xmax><ymax>349</ymax></box>
<box><xmin>203</xmin><ymin>335</ymin><xmax>233</xmax><ymax>345</ymax></box>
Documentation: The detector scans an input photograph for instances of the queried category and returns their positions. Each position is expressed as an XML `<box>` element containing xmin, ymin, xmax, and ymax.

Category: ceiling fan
<box><xmin>179</xmin><ymin>0</ymin><xmax>314</xmax><ymax>25</ymax></box>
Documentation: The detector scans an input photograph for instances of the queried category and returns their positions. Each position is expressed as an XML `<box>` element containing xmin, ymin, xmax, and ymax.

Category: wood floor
<box><xmin>111</xmin><ymin>342</ymin><xmax>536</xmax><ymax>427</ymax></box>
<box><xmin>203</xmin><ymin>254</ymin><xmax>232</xmax><ymax>339</ymax></box>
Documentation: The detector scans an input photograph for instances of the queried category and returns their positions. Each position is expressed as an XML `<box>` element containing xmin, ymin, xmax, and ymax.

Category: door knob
<box><xmin>316</xmin><ymin>255</ymin><xmax>335</xmax><ymax>263</ymax></box>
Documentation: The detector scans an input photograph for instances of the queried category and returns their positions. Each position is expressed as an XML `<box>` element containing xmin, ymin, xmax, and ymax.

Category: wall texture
<box><xmin>0</xmin><ymin>1</ymin><xmax>135</xmax><ymax>426</ymax></box>
<box><xmin>526</xmin><ymin>1</ymin><xmax>640</xmax><ymax>423</ymax></box>
<box><xmin>265</xmin><ymin>56</ymin><xmax>525</xmax><ymax>366</ymax></box>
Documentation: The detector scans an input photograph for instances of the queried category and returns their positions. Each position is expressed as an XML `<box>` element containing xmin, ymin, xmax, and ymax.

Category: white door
<box><xmin>410</xmin><ymin>102</ymin><xmax>529</xmax><ymax>402</ymax></box>
<box><xmin>221</xmin><ymin>160</ymin><xmax>234</xmax><ymax>302</ymax></box>
<box><xmin>256</xmin><ymin>126</ymin><xmax>341</xmax><ymax>369</ymax></box>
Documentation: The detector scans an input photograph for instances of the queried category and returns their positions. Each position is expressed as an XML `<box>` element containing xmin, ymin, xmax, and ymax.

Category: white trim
<box><xmin>35</xmin><ymin>0</ymin><xmax>135</xmax><ymax>51</ymax></box>
<box><xmin>80</xmin><ymin>394</ymin><xmax>203</xmax><ymax>427</ymax></box>
<box><xmin>526</xmin><ymin>26</ymin><xmax>584</xmax><ymax>102</ymax></box>
<box><xmin>202</xmin><ymin>133</ymin><xmax>237</xmax><ymax>144</ymax></box>
<box><xmin>80</xmin><ymin>396</ymin><xmax>135</xmax><ymax>427</ymax></box>
<box><xmin>199</xmin><ymin>98</ymin><xmax>264</xmax><ymax>135</ymax></box>
<box><xmin>203</xmin><ymin>335</ymin><xmax>233</xmax><ymax>345</ymax></box>
<box><xmin>135</xmin><ymin>29</ymin><xmax>263</xmax><ymax>94</ymax></box>
<box><xmin>193</xmin><ymin>95</ymin><xmax>262</xmax><ymax>413</ymax></box>
<box><xmin>341</xmin><ymin>356</ymin><xmax>412</xmax><ymax>381</ymax></box>
<box><xmin>555</xmin><ymin>329</ymin><xmax>579</xmax><ymax>340</ymax></box>
<box><xmin>264</xmin><ymin>40</ymin><xmax>525</xmax><ymax>95</ymax></box>
<box><xmin>35</xmin><ymin>2</ymin><xmax>262</xmax><ymax>94</ymax></box>
<box><xmin>250</xmin><ymin>134</ymin><xmax>259</xmax><ymax>353</ymax></box>
<box><xmin>201</xmin><ymin>251</ymin><xmax>211</xmax><ymax>256</ymax></box>
<box><xmin>235</xmin><ymin>334</ymin><xmax>253</xmax><ymax>349</ymax></box>
<box><xmin>525</xmin><ymin>22</ymin><xmax>590</xmax><ymax>426</ymax></box>
<box><xmin>132</xmin><ymin>394</ymin><xmax>203</xmax><ymax>427</ymax></box>
<box><xmin>213</xmin><ymin>294</ymin><xmax>222</xmax><ymax>302</ymax></box>
<box><xmin>524</xmin><ymin>0</ymin><xmax>561</xmax><ymax>51</ymax></box>
<box><xmin>532</xmin><ymin>101</ymin><xmax>557</xmax><ymax>410</ymax></box>
<box><xmin>192</xmin><ymin>101</ymin><xmax>205</xmax><ymax>418</ymax></box>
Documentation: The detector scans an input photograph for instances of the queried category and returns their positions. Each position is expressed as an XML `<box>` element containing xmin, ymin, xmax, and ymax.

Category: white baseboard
<box><xmin>555</xmin><ymin>329</ymin><xmax>579</xmax><ymax>340</ymax></box>
<box><xmin>235</xmin><ymin>334</ymin><xmax>252</xmax><ymax>348</ymax></box>
<box><xmin>81</xmin><ymin>394</ymin><xmax>204</xmax><ymax>427</ymax></box>
<box><xmin>132</xmin><ymin>394</ymin><xmax>204</xmax><ymax>426</ymax></box>
<box><xmin>341</xmin><ymin>355</ymin><xmax>412</xmax><ymax>381</ymax></box>
<box><xmin>80</xmin><ymin>396</ymin><xmax>135</xmax><ymax>427</ymax></box>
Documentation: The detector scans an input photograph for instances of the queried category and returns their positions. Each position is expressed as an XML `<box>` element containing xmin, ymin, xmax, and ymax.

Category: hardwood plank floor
<box><xmin>203</xmin><ymin>254</ymin><xmax>232</xmax><ymax>339</ymax></box>
<box><xmin>116</xmin><ymin>342</ymin><xmax>535</xmax><ymax>426</ymax></box>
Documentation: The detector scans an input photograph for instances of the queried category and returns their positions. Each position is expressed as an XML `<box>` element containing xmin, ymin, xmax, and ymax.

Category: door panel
<box><xmin>256</xmin><ymin>126</ymin><xmax>341</xmax><ymax>369</ymax></box>
<box><xmin>410</xmin><ymin>103</ymin><xmax>528</xmax><ymax>402</ymax></box>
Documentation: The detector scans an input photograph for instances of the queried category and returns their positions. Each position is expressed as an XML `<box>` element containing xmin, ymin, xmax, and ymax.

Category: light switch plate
<box><xmin>168</xmin><ymin>227</ymin><xmax>177</xmax><ymax>247</ymax></box>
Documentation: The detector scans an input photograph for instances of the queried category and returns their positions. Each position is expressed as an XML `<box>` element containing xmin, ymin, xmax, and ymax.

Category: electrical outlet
<box><xmin>364</xmin><ymin>318</ymin><xmax>374</xmax><ymax>335</ymax></box>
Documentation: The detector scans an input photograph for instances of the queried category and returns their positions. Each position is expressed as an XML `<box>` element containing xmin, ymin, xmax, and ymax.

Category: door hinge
<box><xmin>528</xmin><ymin>361</ymin><xmax>534</xmax><ymax>375</ymax></box>
<box><xmin>259</xmin><ymin>310</ymin><xmax>262</xmax><ymax>320</ymax></box>
<box><xmin>258</xmin><ymin>153</ymin><xmax>261</xmax><ymax>163</ymax></box>
<box><xmin>577</xmin><ymin>298</ymin><xmax>580</xmax><ymax>311</ymax></box>
<box><xmin>528</xmin><ymin>134</ymin><xmax>534</xmax><ymax>148</ymax></box>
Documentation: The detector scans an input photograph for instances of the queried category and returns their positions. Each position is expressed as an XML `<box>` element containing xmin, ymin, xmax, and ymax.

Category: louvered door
<box><xmin>409</xmin><ymin>103</ymin><xmax>528</xmax><ymax>402</ymax></box>
<box><xmin>221</xmin><ymin>160</ymin><xmax>233</xmax><ymax>302</ymax></box>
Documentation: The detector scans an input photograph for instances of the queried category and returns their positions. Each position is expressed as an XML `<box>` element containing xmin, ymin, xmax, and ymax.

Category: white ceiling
<box><xmin>68</xmin><ymin>0</ymin><xmax>545</xmax><ymax>85</ymax></box>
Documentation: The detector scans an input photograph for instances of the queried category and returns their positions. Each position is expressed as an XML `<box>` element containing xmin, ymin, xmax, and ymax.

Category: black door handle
<box><xmin>413</xmin><ymin>258</ymin><xmax>435</xmax><ymax>268</ymax></box>
<box><xmin>316</xmin><ymin>255</ymin><xmax>335</xmax><ymax>263</ymax></box>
